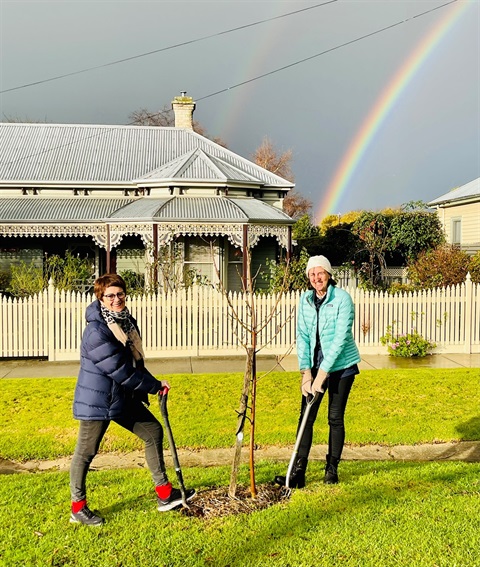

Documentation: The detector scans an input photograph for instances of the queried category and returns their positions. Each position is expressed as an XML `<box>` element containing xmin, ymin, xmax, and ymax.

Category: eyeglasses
<box><xmin>103</xmin><ymin>292</ymin><xmax>126</xmax><ymax>300</ymax></box>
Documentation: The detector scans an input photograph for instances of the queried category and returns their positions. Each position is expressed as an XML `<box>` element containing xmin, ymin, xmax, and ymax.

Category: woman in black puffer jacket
<box><xmin>69</xmin><ymin>274</ymin><xmax>194</xmax><ymax>526</ymax></box>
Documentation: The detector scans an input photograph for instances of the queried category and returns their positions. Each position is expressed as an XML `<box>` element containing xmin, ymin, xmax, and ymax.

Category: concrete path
<box><xmin>3</xmin><ymin>440</ymin><xmax>479</xmax><ymax>475</ymax></box>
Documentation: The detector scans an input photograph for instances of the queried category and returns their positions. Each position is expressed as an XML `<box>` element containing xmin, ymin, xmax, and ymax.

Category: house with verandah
<box><xmin>0</xmin><ymin>94</ymin><xmax>294</xmax><ymax>292</ymax></box>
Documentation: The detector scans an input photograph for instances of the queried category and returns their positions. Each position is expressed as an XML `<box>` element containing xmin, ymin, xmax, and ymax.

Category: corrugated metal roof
<box><xmin>0</xmin><ymin>197</ymin><xmax>136</xmax><ymax>222</ymax></box>
<box><xmin>157</xmin><ymin>197</ymin><xmax>247</xmax><ymax>221</ymax></box>
<box><xmin>0</xmin><ymin>123</ymin><xmax>294</xmax><ymax>188</ymax></box>
<box><xmin>0</xmin><ymin>196</ymin><xmax>292</xmax><ymax>224</ymax></box>
<box><xmin>229</xmin><ymin>198</ymin><xmax>293</xmax><ymax>222</ymax></box>
<box><xmin>428</xmin><ymin>177</ymin><xmax>480</xmax><ymax>206</ymax></box>
<box><xmin>107</xmin><ymin>196</ymin><xmax>291</xmax><ymax>223</ymax></box>
<box><xmin>107</xmin><ymin>198</ymin><xmax>173</xmax><ymax>220</ymax></box>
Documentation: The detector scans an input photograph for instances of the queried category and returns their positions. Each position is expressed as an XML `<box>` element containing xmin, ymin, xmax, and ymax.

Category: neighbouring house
<box><xmin>428</xmin><ymin>177</ymin><xmax>480</xmax><ymax>254</ymax></box>
<box><xmin>0</xmin><ymin>94</ymin><xmax>294</xmax><ymax>291</ymax></box>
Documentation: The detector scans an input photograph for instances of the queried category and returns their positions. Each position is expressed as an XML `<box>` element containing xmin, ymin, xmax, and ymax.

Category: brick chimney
<box><xmin>172</xmin><ymin>92</ymin><xmax>196</xmax><ymax>129</ymax></box>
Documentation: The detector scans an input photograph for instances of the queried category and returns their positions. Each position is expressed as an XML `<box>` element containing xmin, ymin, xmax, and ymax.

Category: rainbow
<box><xmin>316</xmin><ymin>0</ymin><xmax>473</xmax><ymax>221</ymax></box>
<box><xmin>209</xmin><ymin>3</ymin><xmax>294</xmax><ymax>145</ymax></box>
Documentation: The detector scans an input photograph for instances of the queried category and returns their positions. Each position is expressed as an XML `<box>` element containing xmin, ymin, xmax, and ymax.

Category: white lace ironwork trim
<box><xmin>0</xmin><ymin>222</ymin><xmax>290</xmax><ymax>250</ymax></box>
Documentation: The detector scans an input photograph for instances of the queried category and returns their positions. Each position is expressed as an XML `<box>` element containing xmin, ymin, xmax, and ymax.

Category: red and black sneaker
<box><xmin>156</xmin><ymin>483</ymin><xmax>195</xmax><ymax>512</ymax></box>
<box><xmin>70</xmin><ymin>504</ymin><xmax>105</xmax><ymax>526</ymax></box>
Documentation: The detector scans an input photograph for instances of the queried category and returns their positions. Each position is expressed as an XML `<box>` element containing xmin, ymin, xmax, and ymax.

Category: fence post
<box><xmin>464</xmin><ymin>272</ymin><xmax>472</xmax><ymax>354</ymax></box>
<box><xmin>47</xmin><ymin>279</ymin><xmax>56</xmax><ymax>361</ymax></box>
<box><xmin>193</xmin><ymin>286</ymin><xmax>199</xmax><ymax>357</ymax></box>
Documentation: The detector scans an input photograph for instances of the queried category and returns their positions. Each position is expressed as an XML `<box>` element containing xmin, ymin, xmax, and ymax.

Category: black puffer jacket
<box><xmin>73</xmin><ymin>300</ymin><xmax>162</xmax><ymax>420</ymax></box>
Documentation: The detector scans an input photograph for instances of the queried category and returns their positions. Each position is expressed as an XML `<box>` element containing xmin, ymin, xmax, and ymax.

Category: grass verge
<box><xmin>1</xmin><ymin>368</ymin><xmax>479</xmax><ymax>566</ymax></box>
<box><xmin>0</xmin><ymin>461</ymin><xmax>479</xmax><ymax>567</ymax></box>
<box><xmin>1</xmin><ymin>368</ymin><xmax>479</xmax><ymax>461</ymax></box>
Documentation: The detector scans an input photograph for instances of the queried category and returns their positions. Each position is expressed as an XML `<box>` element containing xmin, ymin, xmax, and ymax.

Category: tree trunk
<box><xmin>228</xmin><ymin>347</ymin><xmax>254</xmax><ymax>498</ymax></box>
<box><xmin>248</xmin><ymin>348</ymin><xmax>257</xmax><ymax>498</ymax></box>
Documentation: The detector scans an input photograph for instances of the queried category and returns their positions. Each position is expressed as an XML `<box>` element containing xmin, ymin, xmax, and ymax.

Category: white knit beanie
<box><xmin>305</xmin><ymin>255</ymin><xmax>333</xmax><ymax>277</ymax></box>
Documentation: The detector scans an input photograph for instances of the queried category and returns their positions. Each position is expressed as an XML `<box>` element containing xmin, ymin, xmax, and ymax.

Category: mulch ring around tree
<box><xmin>178</xmin><ymin>483</ymin><xmax>290</xmax><ymax>519</ymax></box>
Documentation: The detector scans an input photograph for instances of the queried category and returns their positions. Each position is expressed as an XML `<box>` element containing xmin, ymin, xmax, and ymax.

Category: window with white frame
<box><xmin>451</xmin><ymin>218</ymin><xmax>461</xmax><ymax>245</ymax></box>
<box><xmin>183</xmin><ymin>236</ymin><xmax>220</xmax><ymax>285</ymax></box>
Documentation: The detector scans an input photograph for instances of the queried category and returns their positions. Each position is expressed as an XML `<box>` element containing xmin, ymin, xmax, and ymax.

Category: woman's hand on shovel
<box><xmin>300</xmin><ymin>369</ymin><xmax>313</xmax><ymax>397</ymax></box>
<box><xmin>312</xmin><ymin>370</ymin><xmax>329</xmax><ymax>394</ymax></box>
<box><xmin>159</xmin><ymin>381</ymin><xmax>171</xmax><ymax>395</ymax></box>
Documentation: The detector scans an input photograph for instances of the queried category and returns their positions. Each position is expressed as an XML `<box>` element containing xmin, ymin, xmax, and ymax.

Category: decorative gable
<box><xmin>136</xmin><ymin>148</ymin><xmax>263</xmax><ymax>188</ymax></box>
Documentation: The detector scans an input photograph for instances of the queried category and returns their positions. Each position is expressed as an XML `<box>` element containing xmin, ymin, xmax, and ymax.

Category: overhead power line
<box><xmin>197</xmin><ymin>0</ymin><xmax>459</xmax><ymax>101</ymax></box>
<box><xmin>0</xmin><ymin>0</ymin><xmax>459</xmax><ymax>167</ymax></box>
<box><xmin>134</xmin><ymin>0</ymin><xmax>459</xmax><ymax>125</ymax></box>
<box><xmin>0</xmin><ymin>1</ymin><xmax>337</xmax><ymax>95</ymax></box>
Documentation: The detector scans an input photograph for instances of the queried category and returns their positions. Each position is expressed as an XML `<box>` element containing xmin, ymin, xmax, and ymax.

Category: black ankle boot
<box><xmin>274</xmin><ymin>457</ymin><xmax>307</xmax><ymax>488</ymax></box>
<box><xmin>324</xmin><ymin>454</ymin><xmax>339</xmax><ymax>484</ymax></box>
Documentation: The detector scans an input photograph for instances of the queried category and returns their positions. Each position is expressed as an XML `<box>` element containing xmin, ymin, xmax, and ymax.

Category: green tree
<box><xmin>292</xmin><ymin>214</ymin><xmax>320</xmax><ymax>240</ymax></box>
<box><xmin>290</xmin><ymin>215</ymin><xmax>324</xmax><ymax>263</ymax></box>
<box><xmin>0</xmin><ymin>270</ymin><xmax>11</xmax><ymax>293</ymax></box>
<box><xmin>319</xmin><ymin>211</ymin><xmax>362</xmax><ymax>235</ymax></box>
<box><xmin>401</xmin><ymin>200</ymin><xmax>430</xmax><ymax>212</ymax></box>
<box><xmin>320</xmin><ymin>204</ymin><xmax>447</xmax><ymax>290</ymax></box>
<box><xmin>320</xmin><ymin>223</ymin><xmax>358</xmax><ymax>266</ymax></box>
<box><xmin>352</xmin><ymin>211</ymin><xmax>393</xmax><ymax>288</ymax></box>
<box><xmin>389</xmin><ymin>210</ymin><xmax>445</xmax><ymax>263</ymax></box>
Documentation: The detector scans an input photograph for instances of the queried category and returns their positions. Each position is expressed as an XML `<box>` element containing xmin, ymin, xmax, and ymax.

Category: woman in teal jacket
<box><xmin>275</xmin><ymin>255</ymin><xmax>360</xmax><ymax>488</ymax></box>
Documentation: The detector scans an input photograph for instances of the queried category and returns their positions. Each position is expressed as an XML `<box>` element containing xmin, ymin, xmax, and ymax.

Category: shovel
<box><xmin>159</xmin><ymin>387</ymin><xmax>189</xmax><ymax>508</ymax></box>
<box><xmin>283</xmin><ymin>391</ymin><xmax>320</xmax><ymax>495</ymax></box>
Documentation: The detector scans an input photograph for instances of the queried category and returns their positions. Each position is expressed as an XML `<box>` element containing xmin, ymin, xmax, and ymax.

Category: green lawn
<box><xmin>1</xmin><ymin>461</ymin><xmax>479</xmax><ymax>567</ymax></box>
<box><xmin>1</xmin><ymin>368</ymin><xmax>479</xmax><ymax>567</ymax></box>
<box><xmin>1</xmin><ymin>368</ymin><xmax>479</xmax><ymax>461</ymax></box>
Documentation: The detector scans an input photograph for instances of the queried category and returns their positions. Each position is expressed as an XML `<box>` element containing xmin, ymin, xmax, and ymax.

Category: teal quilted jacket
<box><xmin>297</xmin><ymin>285</ymin><xmax>361</xmax><ymax>374</ymax></box>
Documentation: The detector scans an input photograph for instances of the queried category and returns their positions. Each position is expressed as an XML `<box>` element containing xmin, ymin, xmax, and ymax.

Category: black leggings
<box><xmin>296</xmin><ymin>370</ymin><xmax>355</xmax><ymax>463</ymax></box>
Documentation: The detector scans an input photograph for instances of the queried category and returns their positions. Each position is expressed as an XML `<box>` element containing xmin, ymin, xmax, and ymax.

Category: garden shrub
<box><xmin>380</xmin><ymin>323</ymin><xmax>436</xmax><ymax>358</ymax></box>
<box><xmin>407</xmin><ymin>245</ymin><xmax>470</xmax><ymax>289</ymax></box>
<box><xmin>468</xmin><ymin>251</ymin><xmax>480</xmax><ymax>284</ymax></box>
<box><xmin>262</xmin><ymin>248</ymin><xmax>310</xmax><ymax>293</ymax></box>
<box><xmin>386</xmin><ymin>282</ymin><xmax>417</xmax><ymax>295</ymax></box>
<box><xmin>7</xmin><ymin>252</ymin><xmax>95</xmax><ymax>297</ymax></box>
<box><xmin>0</xmin><ymin>269</ymin><xmax>11</xmax><ymax>292</ymax></box>
<box><xmin>119</xmin><ymin>269</ymin><xmax>146</xmax><ymax>296</ymax></box>
<box><xmin>7</xmin><ymin>261</ymin><xmax>45</xmax><ymax>297</ymax></box>
<box><xmin>45</xmin><ymin>251</ymin><xmax>95</xmax><ymax>292</ymax></box>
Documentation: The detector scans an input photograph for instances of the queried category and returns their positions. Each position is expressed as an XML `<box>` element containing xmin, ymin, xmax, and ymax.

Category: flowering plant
<box><xmin>380</xmin><ymin>324</ymin><xmax>436</xmax><ymax>358</ymax></box>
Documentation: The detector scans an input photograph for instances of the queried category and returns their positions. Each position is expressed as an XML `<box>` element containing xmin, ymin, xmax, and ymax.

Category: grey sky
<box><xmin>0</xmin><ymin>0</ymin><xmax>478</xmax><ymax>220</ymax></box>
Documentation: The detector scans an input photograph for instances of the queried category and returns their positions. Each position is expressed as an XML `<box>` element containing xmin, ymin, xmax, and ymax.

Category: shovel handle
<box><xmin>305</xmin><ymin>391</ymin><xmax>320</xmax><ymax>407</ymax></box>
<box><xmin>285</xmin><ymin>391</ymin><xmax>320</xmax><ymax>489</ymax></box>
<box><xmin>158</xmin><ymin>388</ymin><xmax>189</xmax><ymax>506</ymax></box>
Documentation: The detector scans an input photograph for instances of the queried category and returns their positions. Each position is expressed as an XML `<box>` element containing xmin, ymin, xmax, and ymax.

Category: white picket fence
<box><xmin>1</xmin><ymin>277</ymin><xmax>479</xmax><ymax>360</ymax></box>
<box><xmin>333</xmin><ymin>267</ymin><xmax>409</xmax><ymax>289</ymax></box>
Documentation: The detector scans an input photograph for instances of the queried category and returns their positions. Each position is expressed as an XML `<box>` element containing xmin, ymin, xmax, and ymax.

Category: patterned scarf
<box><xmin>100</xmin><ymin>303</ymin><xmax>145</xmax><ymax>363</ymax></box>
